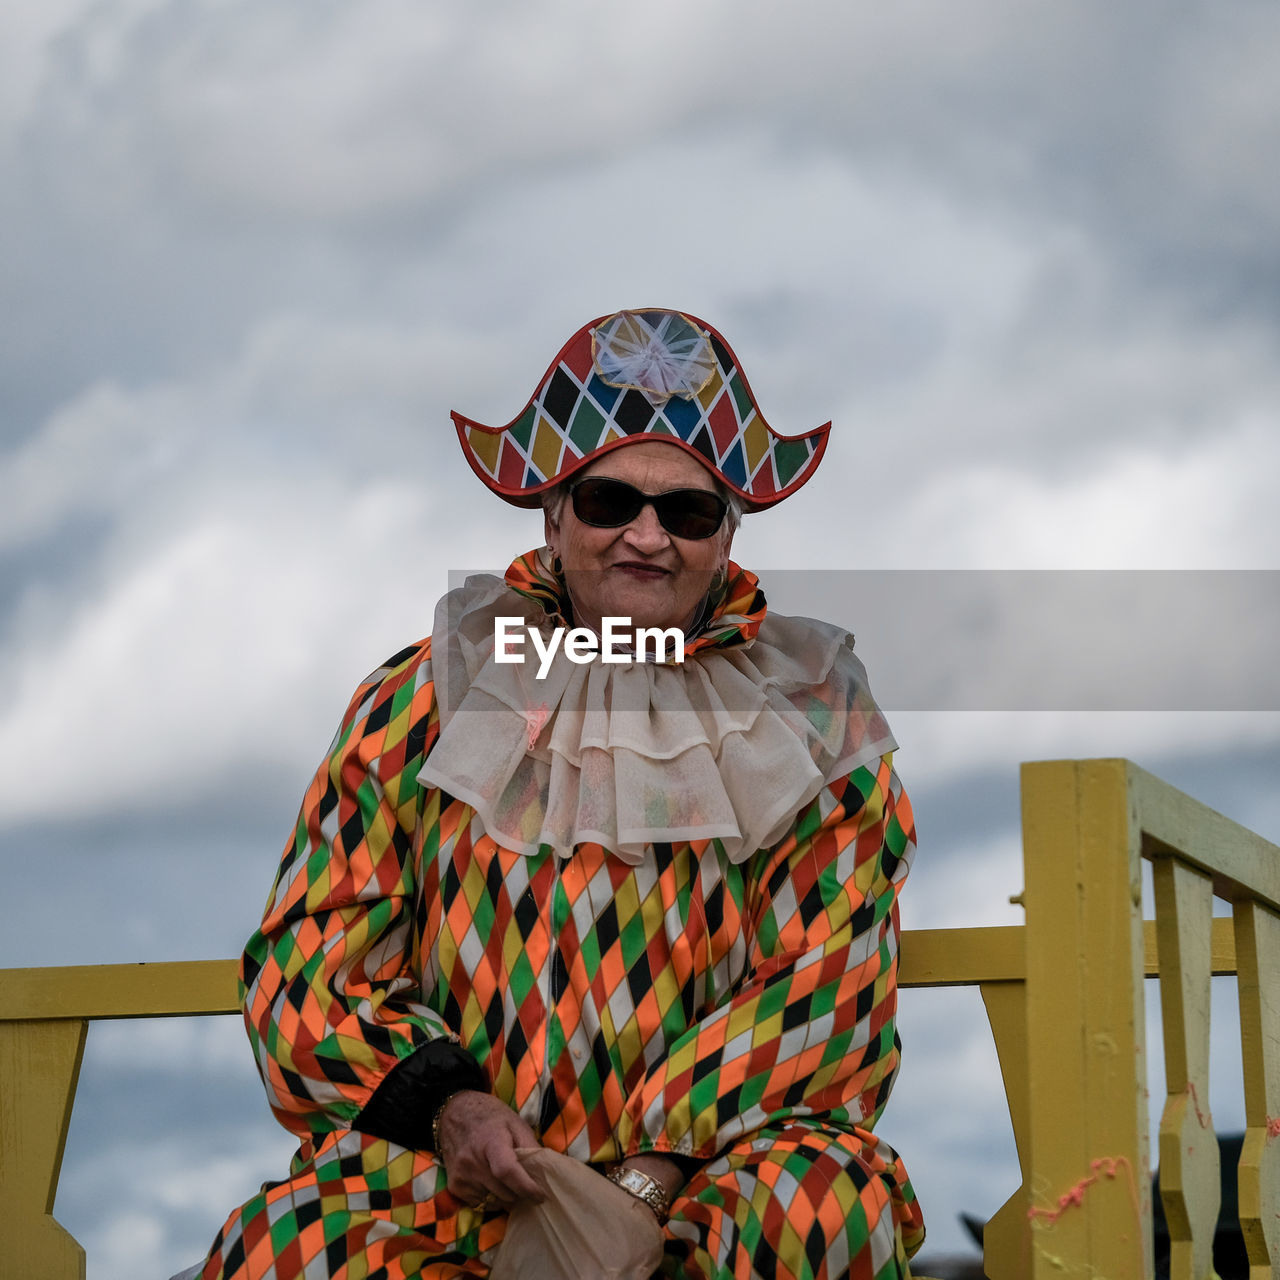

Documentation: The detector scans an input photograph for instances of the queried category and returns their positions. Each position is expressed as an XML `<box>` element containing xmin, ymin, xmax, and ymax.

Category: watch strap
<box><xmin>607</xmin><ymin>1165</ymin><xmax>670</xmax><ymax>1221</ymax></box>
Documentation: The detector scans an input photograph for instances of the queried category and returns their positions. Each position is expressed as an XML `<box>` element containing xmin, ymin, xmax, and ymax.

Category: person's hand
<box><xmin>435</xmin><ymin>1090</ymin><xmax>546</xmax><ymax>1209</ymax></box>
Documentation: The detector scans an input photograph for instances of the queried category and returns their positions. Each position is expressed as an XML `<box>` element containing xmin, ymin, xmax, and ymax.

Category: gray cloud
<box><xmin>4</xmin><ymin>2</ymin><xmax>1279</xmax><ymax>1272</ymax></box>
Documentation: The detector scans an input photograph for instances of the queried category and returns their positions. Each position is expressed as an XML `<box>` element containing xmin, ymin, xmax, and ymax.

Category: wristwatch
<box><xmin>607</xmin><ymin>1165</ymin><xmax>670</xmax><ymax>1221</ymax></box>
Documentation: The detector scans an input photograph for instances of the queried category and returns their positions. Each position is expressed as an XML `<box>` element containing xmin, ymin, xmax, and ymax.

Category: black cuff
<box><xmin>660</xmin><ymin>1152</ymin><xmax>706</xmax><ymax>1180</ymax></box>
<box><xmin>353</xmin><ymin>1039</ymin><xmax>488</xmax><ymax>1152</ymax></box>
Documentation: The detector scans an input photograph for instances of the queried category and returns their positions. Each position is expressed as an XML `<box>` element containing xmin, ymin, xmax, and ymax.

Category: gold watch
<box><xmin>607</xmin><ymin>1165</ymin><xmax>670</xmax><ymax>1221</ymax></box>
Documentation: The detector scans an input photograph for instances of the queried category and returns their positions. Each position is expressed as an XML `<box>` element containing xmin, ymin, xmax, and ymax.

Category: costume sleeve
<box><xmin>616</xmin><ymin>754</ymin><xmax>915</xmax><ymax>1160</ymax></box>
<box><xmin>239</xmin><ymin>638</ymin><xmax>484</xmax><ymax>1142</ymax></box>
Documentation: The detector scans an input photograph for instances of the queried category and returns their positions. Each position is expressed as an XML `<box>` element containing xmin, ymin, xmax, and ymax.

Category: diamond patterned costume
<box><xmin>191</xmin><ymin>554</ymin><xmax>924</xmax><ymax>1280</ymax></box>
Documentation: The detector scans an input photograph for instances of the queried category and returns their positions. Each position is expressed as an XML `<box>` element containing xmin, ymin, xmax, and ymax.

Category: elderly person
<box><xmin>188</xmin><ymin>310</ymin><xmax>925</xmax><ymax>1279</ymax></box>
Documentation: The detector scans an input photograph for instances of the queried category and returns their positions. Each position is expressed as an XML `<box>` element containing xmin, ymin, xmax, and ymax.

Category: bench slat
<box><xmin>0</xmin><ymin>959</ymin><xmax>240</xmax><ymax>1021</ymax></box>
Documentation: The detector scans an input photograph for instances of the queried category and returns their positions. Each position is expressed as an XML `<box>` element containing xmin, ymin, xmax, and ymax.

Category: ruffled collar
<box><xmin>420</xmin><ymin>548</ymin><xmax>895</xmax><ymax>864</ymax></box>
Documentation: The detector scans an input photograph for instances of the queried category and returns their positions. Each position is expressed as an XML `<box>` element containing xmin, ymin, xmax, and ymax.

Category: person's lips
<box><xmin>612</xmin><ymin>560</ymin><xmax>670</xmax><ymax>579</ymax></box>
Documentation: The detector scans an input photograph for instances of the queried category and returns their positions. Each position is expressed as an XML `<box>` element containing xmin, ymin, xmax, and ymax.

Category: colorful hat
<box><xmin>452</xmin><ymin>309</ymin><xmax>830</xmax><ymax>511</ymax></box>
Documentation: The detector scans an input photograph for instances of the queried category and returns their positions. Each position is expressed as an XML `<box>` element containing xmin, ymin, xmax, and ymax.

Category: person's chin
<box><xmin>606</xmin><ymin>587</ymin><xmax>678</xmax><ymax>632</ymax></box>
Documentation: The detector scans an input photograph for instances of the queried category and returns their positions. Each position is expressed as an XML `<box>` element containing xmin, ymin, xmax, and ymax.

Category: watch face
<box><xmin>612</xmin><ymin>1167</ymin><xmax>668</xmax><ymax>1215</ymax></box>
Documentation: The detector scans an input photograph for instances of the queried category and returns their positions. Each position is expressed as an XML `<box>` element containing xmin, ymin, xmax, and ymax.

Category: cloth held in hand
<box><xmin>489</xmin><ymin>1148</ymin><xmax>664</xmax><ymax>1280</ymax></box>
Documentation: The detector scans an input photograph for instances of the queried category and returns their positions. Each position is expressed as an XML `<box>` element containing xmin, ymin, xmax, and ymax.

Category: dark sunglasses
<box><xmin>568</xmin><ymin>477</ymin><xmax>729</xmax><ymax>540</ymax></box>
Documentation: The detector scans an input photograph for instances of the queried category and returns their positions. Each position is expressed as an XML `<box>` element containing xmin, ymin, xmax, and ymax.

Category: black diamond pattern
<box><xmin>542</xmin><ymin>368</ymin><xmax>580</xmax><ymax>428</ymax></box>
<box><xmin>614</xmin><ymin>389</ymin><xmax>657</xmax><ymax>434</ymax></box>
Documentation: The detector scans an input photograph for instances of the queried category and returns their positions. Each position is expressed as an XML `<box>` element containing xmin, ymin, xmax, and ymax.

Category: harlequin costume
<box><xmin>189</xmin><ymin>311</ymin><xmax>925</xmax><ymax>1280</ymax></box>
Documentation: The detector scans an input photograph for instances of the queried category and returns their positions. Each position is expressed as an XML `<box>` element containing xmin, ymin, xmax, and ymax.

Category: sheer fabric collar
<box><xmin>420</xmin><ymin>548</ymin><xmax>895</xmax><ymax>864</ymax></box>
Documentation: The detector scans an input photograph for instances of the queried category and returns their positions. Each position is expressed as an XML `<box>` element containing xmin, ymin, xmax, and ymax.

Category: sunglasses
<box><xmin>568</xmin><ymin>477</ymin><xmax>729</xmax><ymax>540</ymax></box>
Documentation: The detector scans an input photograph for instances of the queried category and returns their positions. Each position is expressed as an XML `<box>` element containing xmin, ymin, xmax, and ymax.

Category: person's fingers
<box><xmin>448</xmin><ymin>1172</ymin><xmax>527</xmax><ymax>1210</ymax></box>
<box><xmin>463</xmin><ymin>1128</ymin><xmax>542</xmax><ymax>1203</ymax></box>
<box><xmin>504</xmin><ymin>1112</ymin><xmax>540</xmax><ymax>1150</ymax></box>
<box><xmin>437</xmin><ymin>1095</ymin><xmax>546</xmax><ymax>1205</ymax></box>
<box><xmin>447</xmin><ymin>1165</ymin><xmax>512</xmax><ymax>1207</ymax></box>
<box><xmin>488</xmin><ymin>1142</ymin><xmax>545</xmax><ymax>1202</ymax></box>
<box><xmin>454</xmin><ymin>1166</ymin><xmax>516</xmax><ymax>1207</ymax></box>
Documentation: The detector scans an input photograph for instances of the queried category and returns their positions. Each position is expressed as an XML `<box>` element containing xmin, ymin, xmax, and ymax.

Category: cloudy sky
<box><xmin>3</xmin><ymin>1</ymin><xmax>1278</xmax><ymax>1273</ymax></box>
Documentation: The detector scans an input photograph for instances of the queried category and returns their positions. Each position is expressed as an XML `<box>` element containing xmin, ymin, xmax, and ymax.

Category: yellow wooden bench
<box><xmin>2</xmin><ymin>759</ymin><xmax>1278</xmax><ymax>1279</ymax></box>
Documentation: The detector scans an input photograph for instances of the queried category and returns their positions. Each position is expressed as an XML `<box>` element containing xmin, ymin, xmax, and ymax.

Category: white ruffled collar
<box><xmin>418</xmin><ymin>561</ymin><xmax>895</xmax><ymax>864</ymax></box>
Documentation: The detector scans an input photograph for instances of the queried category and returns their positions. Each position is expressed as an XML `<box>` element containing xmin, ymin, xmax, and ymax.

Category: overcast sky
<box><xmin>3</xmin><ymin>1</ymin><xmax>1279</xmax><ymax>1273</ymax></box>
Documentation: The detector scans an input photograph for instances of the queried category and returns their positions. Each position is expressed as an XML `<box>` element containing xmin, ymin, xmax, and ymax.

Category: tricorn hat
<box><xmin>452</xmin><ymin>308</ymin><xmax>830</xmax><ymax>511</ymax></box>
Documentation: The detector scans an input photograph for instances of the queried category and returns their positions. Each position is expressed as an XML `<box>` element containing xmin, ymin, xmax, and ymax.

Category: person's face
<box><xmin>544</xmin><ymin>440</ymin><xmax>735</xmax><ymax>634</ymax></box>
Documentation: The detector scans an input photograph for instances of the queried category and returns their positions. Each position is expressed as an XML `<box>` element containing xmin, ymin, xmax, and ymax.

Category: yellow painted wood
<box><xmin>1020</xmin><ymin>759</ymin><xmax>1152</xmax><ymax>1279</ymax></box>
<box><xmin>0</xmin><ymin>932</ymin><xmax>1029</xmax><ymax>1017</ymax></box>
<box><xmin>898</xmin><ymin>926</ymin><xmax>1025</xmax><ymax>987</ymax></box>
<box><xmin>0</xmin><ymin>964</ymin><xmax>236</xmax><ymax>1274</ymax></box>
<box><xmin>1144</xmin><ymin>916</ymin><xmax>1237</xmax><ymax>978</ymax></box>
<box><xmin>0</xmin><ymin>958</ymin><xmax>239</xmax><ymax>1022</ymax></box>
<box><xmin>0</xmin><ymin>923</ymin><xmax>1235</xmax><ymax>1029</ymax></box>
<box><xmin>0</xmin><ymin>1019</ymin><xmax>88</xmax><ymax>1280</ymax></box>
<box><xmin>1234</xmin><ymin>899</ymin><xmax>1280</xmax><ymax>1277</ymax></box>
<box><xmin>1127</xmin><ymin>759</ymin><xmax>1280</xmax><ymax>907</ymax></box>
<box><xmin>979</xmin><ymin>980</ymin><xmax>1031</xmax><ymax>1280</ymax></box>
<box><xmin>1152</xmin><ymin>857</ymin><xmax>1219</xmax><ymax>1280</ymax></box>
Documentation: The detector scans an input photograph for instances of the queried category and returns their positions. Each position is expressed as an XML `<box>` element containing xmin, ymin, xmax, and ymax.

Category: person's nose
<box><xmin>621</xmin><ymin>502</ymin><xmax>670</xmax><ymax>554</ymax></box>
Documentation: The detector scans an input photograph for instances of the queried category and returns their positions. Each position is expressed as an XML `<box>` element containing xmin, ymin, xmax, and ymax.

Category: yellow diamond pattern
<box><xmin>696</xmin><ymin>368</ymin><xmax>725</xmax><ymax>412</ymax></box>
<box><xmin>530</xmin><ymin>415</ymin><xmax>565</xmax><ymax>481</ymax></box>
<box><xmin>742</xmin><ymin>416</ymin><xmax>770</xmax><ymax>475</ymax></box>
<box><xmin>468</xmin><ymin>426</ymin><xmax>502</xmax><ymax>477</ymax></box>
